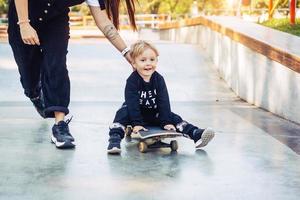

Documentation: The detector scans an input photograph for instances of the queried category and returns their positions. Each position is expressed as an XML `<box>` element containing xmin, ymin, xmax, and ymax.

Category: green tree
<box><xmin>200</xmin><ymin>0</ymin><xmax>226</xmax><ymax>10</ymax></box>
<box><xmin>252</xmin><ymin>0</ymin><xmax>297</xmax><ymax>9</ymax></box>
<box><xmin>71</xmin><ymin>4</ymin><xmax>91</xmax><ymax>15</ymax></box>
<box><xmin>136</xmin><ymin>0</ymin><xmax>162</xmax><ymax>14</ymax></box>
<box><xmin>136</xmin><ymin>0</ymin><xmax>196</xmax><ymax>16</ymax></box>
<box><xmin>0</xmin><ymin>0</ymin><xmax>8</xmax><ymax>15</ymax></box>
<box><xmin>161</xmin><ymin>0</ymin><xmax>194</xmax><ymax>15</ymax></box>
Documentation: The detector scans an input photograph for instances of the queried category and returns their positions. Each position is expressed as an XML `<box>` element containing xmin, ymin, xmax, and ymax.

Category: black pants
<box><xmin>8</xmin><ymin>12</ymin><xmax>70</xmax><ymax>117</ymax></box>
<box><xmin>110</xmin><ymin>104</ymin><xmax>199</xmax><ymax>138</ymax></box>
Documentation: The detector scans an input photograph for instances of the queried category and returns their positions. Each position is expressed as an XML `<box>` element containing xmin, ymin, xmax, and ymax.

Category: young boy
<box><xmin>107</xmin><ymin>41</ymin><xmax>215</xmax><ymax>154</ymax></box>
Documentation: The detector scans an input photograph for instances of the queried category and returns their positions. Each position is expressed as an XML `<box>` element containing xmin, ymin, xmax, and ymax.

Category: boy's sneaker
<box><xmin>51</xmin><ymin>118</ymin><xmax>75</xmax><ymax>149</ymax></box>
<box><xmin>193</xmin><ymin>127</ymin><xmax>215</xmax><ymax>148</ymax></box>
<box><xmin>107</xmin><ymin>134</ymin><xmax>121</xmax><ymax>154</ymax></box>
<box><xmin>30</xmin><ymin>95</ymin><xmax>46</xmax><ymax>118</ymax></box>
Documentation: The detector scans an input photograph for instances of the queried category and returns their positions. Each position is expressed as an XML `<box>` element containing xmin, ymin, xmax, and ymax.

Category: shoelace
<box><xmin>65</xmin><ymin>116</ymin><xmax>73</xmax><ymax>125</ymax></box>
<box><xmin>30</xmin><ymin>96</ymin><xmax>40</xmax><ymax>101</ymax></box>
<box><xmin>58</xmin><ymin>116</ymin><xmax>73</xmax><ymax>136</ymax></box>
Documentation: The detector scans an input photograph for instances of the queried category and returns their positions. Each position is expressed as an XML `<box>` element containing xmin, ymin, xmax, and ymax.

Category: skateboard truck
<box><xmin>138</xmin><ymin>140</ymin><xmax>178</xmax><ymax>153</ymax></box>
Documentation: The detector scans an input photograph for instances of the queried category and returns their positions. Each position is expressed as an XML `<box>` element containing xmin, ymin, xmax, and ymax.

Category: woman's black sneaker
<box><xmin>30</xmin><ymin>95</ymin><xmax>46</xmax><ymax>118</ymax></box>
<box><xmin>51</xmin><ymin>118</ymin><xmax>75</xmax><ymax>149</ymax></box>
<box><xmin>107</xmin><ymin>134</ymin><xmax>121</xmax><ymax>154</ymax></box>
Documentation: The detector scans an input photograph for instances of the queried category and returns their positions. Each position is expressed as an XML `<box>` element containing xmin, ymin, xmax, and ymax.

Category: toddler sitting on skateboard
<box><xmin>107</xmin><ymin>40</ymin><xmax>215</xmax><ymax>154</ymax></box>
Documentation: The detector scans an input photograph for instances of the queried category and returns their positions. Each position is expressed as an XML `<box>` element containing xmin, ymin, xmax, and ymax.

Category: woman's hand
<box><xmin>133</xmin><ymin>126</ymin><xmax>148</xmax><ymax>133</ymax></box>
<box><xmin>164</xmin><ymin>124</ymin><xmax>176</xmax><ymax>131</ymax></box>
<box><xmin>19</xmin><ymin>23</ymin><xmax>40</xmax><ymax>45</ymax></box>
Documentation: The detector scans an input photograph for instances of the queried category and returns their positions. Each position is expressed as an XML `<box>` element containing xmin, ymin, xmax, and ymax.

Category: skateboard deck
<box><xmin>139</xmin><ymin>126</ymin><xmax>182</xmax><ymax>139</ymax></box>
<box><xmin>126</xmin><ymin>126</ymin><xmax>182</xmax><ymax>153</ymax></box>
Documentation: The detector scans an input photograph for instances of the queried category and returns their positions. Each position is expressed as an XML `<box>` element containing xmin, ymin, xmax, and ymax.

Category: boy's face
<box><xmin>133</xmin><ymin>48</ymin><xmax>158</xmax><ymax>80</ymax></box>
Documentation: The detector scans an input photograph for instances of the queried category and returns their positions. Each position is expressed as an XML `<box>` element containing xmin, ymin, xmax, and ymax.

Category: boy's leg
<box><xmin>107</xmin><ymin>104</ymin><xmax>131</xmax><ymax>154</ymax></box>
<box><xmin>170</xmin><ymin>112</ymin><xmax>215</xmax><ymax>148</ymax></box>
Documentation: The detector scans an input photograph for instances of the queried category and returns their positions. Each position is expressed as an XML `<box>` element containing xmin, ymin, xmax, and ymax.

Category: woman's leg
<box><xmin>38</xmin><ymin>15</ymin><xmax>76</xmax><ymax>149</ymax></box>
<box><xmin>39</xmin><ymin>15</ymin><xmax>70</xmax><ymax>118</ymax></box>
<box><xmin>9</xmin><ymin>34</ymin><xmax>46</xmax><ymax>118</ymax></box>
<box><xmin>54</xmin><ymin>112</ymin><xmax>65</xmax><ymax>124</ymax></box>
<box><xmin>7</xmin><ymin>1</ymin><xmax>48</xmax><ymax>118</ymax></box>
<box><xmin>9</xmin><ymin>43</ymin><xmax>42</xmax><ymax>98</ymax></box>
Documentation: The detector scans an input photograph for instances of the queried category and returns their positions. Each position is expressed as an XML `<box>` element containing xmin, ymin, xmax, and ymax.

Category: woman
<box><xmin>8</xmin><ymin>0</ymin><xmax>137</xmax><ymax>149</ymax></box>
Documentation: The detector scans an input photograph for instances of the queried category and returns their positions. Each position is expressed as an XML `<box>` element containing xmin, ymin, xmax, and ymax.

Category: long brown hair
<box><xmin>105</xmin><ymin>0</ymin><xmax>137</xmax><ymax>31</ymax></box>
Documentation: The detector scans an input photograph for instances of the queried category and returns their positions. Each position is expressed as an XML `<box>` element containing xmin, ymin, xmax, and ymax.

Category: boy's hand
<box><xmin>133</xmin><ymin>126</ymin><xmax>148</xmax><ymax>133</ymax></box>
<box><xmin>164</xmin><ymin>124</ymin><xmax>176</xmax><ymax>131</ymax></box>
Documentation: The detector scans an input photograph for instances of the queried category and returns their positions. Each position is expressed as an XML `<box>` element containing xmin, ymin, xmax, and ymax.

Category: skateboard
<box><xmin>125</xmin><ymin>126</ymin><xmax>182</xmax><ymax>153</ymax></box>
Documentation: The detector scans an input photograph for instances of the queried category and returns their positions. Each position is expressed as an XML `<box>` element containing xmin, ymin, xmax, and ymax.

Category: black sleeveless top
<box><xmin>8</xmin><ymin>0</ymin><xmax>106</xmax><ymax>25</ymax></box>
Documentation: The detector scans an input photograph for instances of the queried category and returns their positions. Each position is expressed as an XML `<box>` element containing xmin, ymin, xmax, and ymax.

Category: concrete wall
<box><xmin>159</xmin><ymin>25</ymin><xmax>300</xmax><ymax>124</ymax></box>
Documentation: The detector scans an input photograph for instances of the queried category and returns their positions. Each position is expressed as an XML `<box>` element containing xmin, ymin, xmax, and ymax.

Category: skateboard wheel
<box><xmin>138</xmin><ymin>141</ymin><xmax>148</xmax><ymax>153</ymax></box>
<box><xmin>170</xmin><ymin>140</ymin><xmax>178</xmax><ymax>151</ymax></box>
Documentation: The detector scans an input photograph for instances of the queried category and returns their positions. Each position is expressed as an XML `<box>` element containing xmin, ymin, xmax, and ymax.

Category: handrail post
<box><xmin>269</xmin><ymin>0</ymin><xmax>273</xmax><ymax>19</ymax></box>
<box><xmin>290</xmin><ymin>0</ymin><xmax>296</xmax><ymax>25</ymax></box>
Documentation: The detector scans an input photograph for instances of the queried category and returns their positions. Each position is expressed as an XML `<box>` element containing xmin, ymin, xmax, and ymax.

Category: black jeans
<box><xmin>8</xmin><ymin>13</ymin><xmax>70</xmax><ymax>117</ymax></box>
<box><xmin>110</xmin><ymin>104</ymin><xmax>199</xmax><ymax>138</ymax></box>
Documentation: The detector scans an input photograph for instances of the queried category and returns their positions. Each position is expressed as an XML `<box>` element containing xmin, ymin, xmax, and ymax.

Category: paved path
<box><xmin>0</xmin><ymin>39</ymin><xmax>300</xmax><ymax>200</ymax></box>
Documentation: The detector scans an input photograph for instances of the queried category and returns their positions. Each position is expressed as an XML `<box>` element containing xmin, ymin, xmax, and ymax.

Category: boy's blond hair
<box><xmin>130</xmin><ymin>40</ymin><xmax>159</xmax><ymax>60</ymax></box>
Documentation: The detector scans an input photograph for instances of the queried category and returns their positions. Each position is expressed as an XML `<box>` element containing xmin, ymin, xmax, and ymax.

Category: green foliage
<box><xmin>278</xmin><ymin>1</ymin><xmax>288</xmax><ymax>9</ymax></box>
<box><xmin>71</xmin><ymin>4</ymin><xmax>91</xmax><ymax>15</ymax></box>
<box><xmin>136</xmin><ymin>0</ymin><xmax>227</xmax><ymax>15</ymax></box>
<box><xmin>254</xmin><ymin>0</ymin><xmax>268</xmax><ymax>9</ymax></box>
<box><xmin>162</xmin><ymin>0</ymin><xmax>194</xmax><ymax>14</ymax></box>
<box><xmin>260</xmin><ymin>18</ymin><xmax>300</xmax><ymax>36</ymax></box>
<box><xmin>135</xmin><ymin>0</ymin><xmax>162</xmax><ymax>14</ymax></box>
<box><xmin>252</xmin><ymin>0</ymin><xmax>298</xmax><ymax>9</ymax></box>
<box><xmin>0</xmin><ymin>0</ymin><xmax>8</xmax><ymax>15</ymax></box>
<box><xmin>200</xmin><ymin>0</ymin><xmax>226</xmax><ymax>10</ymax></box>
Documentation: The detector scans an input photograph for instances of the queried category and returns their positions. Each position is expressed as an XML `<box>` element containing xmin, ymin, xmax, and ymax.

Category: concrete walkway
<box><xmin>0</xmin><ymin>39</ymin><xmax>300</xmax><ymax>200</ymax></box>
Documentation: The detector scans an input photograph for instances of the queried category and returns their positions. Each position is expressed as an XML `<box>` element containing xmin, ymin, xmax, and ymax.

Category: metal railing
<box><xmin>0</xmin><ymin>17</ymin><xmax>8</xmax><ymax>25</ymax></box>
<box><xmin>69</xmin><ymin>13</ymin><xmax>172</xmax><ymax>29</ymax></box>
<box><xmin>202</xmin><ymin>8</ymin><xmax>293</xmax><ymax>16</ymax></box>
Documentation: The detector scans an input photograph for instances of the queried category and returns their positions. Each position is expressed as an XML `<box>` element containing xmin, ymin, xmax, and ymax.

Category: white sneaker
<box><xmin>195</xmin><ymin>127</ymin><xmax>215</xmax><ymax>148</ymax></box>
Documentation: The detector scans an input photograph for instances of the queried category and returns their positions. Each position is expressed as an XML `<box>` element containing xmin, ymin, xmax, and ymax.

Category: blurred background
<box><xmin>0</xmin><ymin>0</ymin><xmax>299</xmax><ymax>38</ymax></box>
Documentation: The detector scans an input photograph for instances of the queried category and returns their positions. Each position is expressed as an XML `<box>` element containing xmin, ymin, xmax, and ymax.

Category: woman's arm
<box><xmin>14</xmin><ymin>0</ymin><xmax>40</xmax><ymax>45</ymax></box>
<box><xmin>89</xmin><ymin>6</ymin><xmax>131</xmax><ymax>63</ymax></box>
